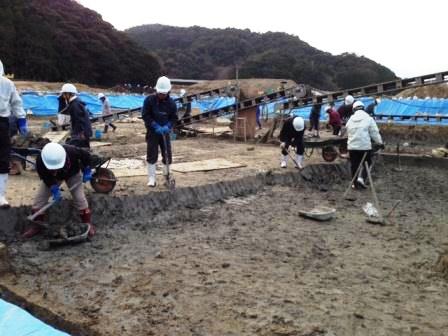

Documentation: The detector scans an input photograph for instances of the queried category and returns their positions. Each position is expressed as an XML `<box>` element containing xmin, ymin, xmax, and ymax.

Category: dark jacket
<box><xmin>365</xmin><ymin>103</ymin><xmax>376</xmax><ymax>116</ymax></box>
<box><xmin>64</xmin><ymin>97</ymin><xmax>92</xmax><ymax>139</ymax></box>
<box><xmin>280</xmin><ymin>117</ymin><xmax>303</xmax><ymax>143</ymax></box>
<box><xmin>36</xmin><ymin>145</ymin><xmax>91</xmax><ymax>187</ymax></box>
<box><xmin>142</xmin><ymin>94</ymin><xmax>178</xmax><ymax>130</ymax></box>
<box><xmin>338</xmin><ymin>103</ymin><xmax>353</xmax><ymax>121</ymax></box>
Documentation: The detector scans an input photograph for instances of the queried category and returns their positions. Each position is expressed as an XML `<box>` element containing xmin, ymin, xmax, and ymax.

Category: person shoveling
<box><xmin>22</xmin><ymin>143</ymin><xmax>96</xmax><ymax>239</ymax></box>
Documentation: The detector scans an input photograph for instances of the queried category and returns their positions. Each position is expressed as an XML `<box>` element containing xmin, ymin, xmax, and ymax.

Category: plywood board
<box><xmin>171</xmin><ymin>158</ymin><xmax>245</xmax><ymax>173</ymax></box>
<box><xmin>44</xmin><ymin>131</ymin><xmax>69</xmax><ymax>143</ymax></box>
<box><xmin>112</xmin><ymin>168</ymin><xmax>162</xmax><ymax>178</ymax></box>
<box><xmin>195</xmin><ymin>126</ymin><xmax>231</xmax><ymax>134</ymax></box>
<box><xmin>90</xmin><ymin>142</ymin><xmax>112</xmax><ymax>148</ymax></box>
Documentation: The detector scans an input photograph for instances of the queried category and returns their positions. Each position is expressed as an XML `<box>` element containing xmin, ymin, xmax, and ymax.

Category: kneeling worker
<box><xmin>23</xmin><ymin>143</ymin><xmax>95</xmax><ymax>238</ymax></box>
<box><xmin>279</xmin><ymin>116</ymin><xmax>305</xmax><ymax>169</ymax></box>
<box><xmin>346</xmin><ymin>101</ymin><xmax>384</xmax><ymax>189</ymax></box>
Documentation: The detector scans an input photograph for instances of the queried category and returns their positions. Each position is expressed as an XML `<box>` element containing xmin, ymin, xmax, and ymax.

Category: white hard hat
<box><xmin>41</xmin><ymin>143</ymin><xmax>66</xmax><ymax>170</ymax></box>
<box><xmin>155</xmin><ymin>76</ymin><xmax>172</xmax><ymax>94</ymax></box>
<box><xmin>344</xmin><ymin>95</ymin><xmax>354</xmax><ymax>105</ymax></box>
<box><xmin>292</xmin><ymin>116</ymin><xmax>305</xmax><ymax>132</ymax></box>
<box><xmin>98</xmin><ymin>93</ymin><xmax>105</xmax><ymax>99</ymax></box>
<box><xmin>352</xmin><ymin>100</ymin><xmax>365</xmax><ymax>112</ymax></box>
<box><xmin>375</xmin><ymin>98</ymin><xmax>381</xmax><ymax>104</ymax></box>
<box><xmin>324</xmin><ymin>105</ymin><xmax>332</xmax><ymax>112</ymax></box>
<box><xmin>61</xmin><ymin>83</ymin><xmax>78</xmax><ymax>94</ymax></box>
<box><xmin>180</xmin><ymin>89</ymin><xmax>186</xmax><ymax>97</ymax></box>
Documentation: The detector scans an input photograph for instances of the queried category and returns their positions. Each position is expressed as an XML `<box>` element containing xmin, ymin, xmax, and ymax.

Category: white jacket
<box><xmin>346</xmin><ymin>110</ymin><xmax>382</xmax><ymax>150</ymax></box>
<box><xmin>0</xmin><ymin>60</ymin><xmax>25</xmax><ymax>119</ymax></box>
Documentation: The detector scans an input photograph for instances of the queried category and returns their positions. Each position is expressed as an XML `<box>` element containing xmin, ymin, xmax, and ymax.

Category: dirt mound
<box><xmin>397</xmin><ymin>83</ymin><xmax>448</xmax><ymax>98</ymax></box>
<box><xmin>14</xmin><ymin>80</ymin><xmax>105</xmax><ymax>93</ymax></box>
<box><xmin>186</xmin><ymin>78</ymin><xmax>298</xmax><ymax>99</ymax></box>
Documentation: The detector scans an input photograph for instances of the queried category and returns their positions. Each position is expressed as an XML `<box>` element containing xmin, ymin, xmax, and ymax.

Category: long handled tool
<box><xmin>286</xmin><ymin>147</ymin><xmax>301</xmax><ymax>169</ymax></box>
<box><xmin>162</xmin><ymin>133</ymin><xmax>176</xmax><ymax>191</ymax></box>
<box><xmin>392</xmin><ymin>143</ymin><xmax>403</xmax><ymax>172</ymax></box>
<box><xmin>343</xmin><ymin>152</ymin><xmax>368</xmax><ymax>199</ymax></box>
<box><xmin>27</xmin><ymin>181</ymin><xmax>83</xmax><ymax>223</ymax></box>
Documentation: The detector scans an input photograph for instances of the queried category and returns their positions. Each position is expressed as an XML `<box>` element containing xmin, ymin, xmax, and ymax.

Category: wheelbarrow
<box><xmin>89</xmin><ymin>154</ymin><xmax>117</xmax><ymax>194</ymax></box>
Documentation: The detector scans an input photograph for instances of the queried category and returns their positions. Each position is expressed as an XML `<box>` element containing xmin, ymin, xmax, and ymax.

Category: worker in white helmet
<box><xmin>346</xmin><ymin>100</ymin><xmax>384</xmax><ymax>189</ymax></box>
<box><xmin>279</xmin><ymin>116</ymin><xmax>306</xmax><ymax>169</ymax></box>
<box><xmin>338</xmin><ymin>94</ymin><xmax>355</xmax><ymax>124</ymax></box>
<box><xmin>60</xmin><ymin>83</ymin><xmax>92</xmax><ymax>148</ymax></box>
<box><xmin>22</xmin><ymin>143</ymin><xmax>95</xmax><ymax>238</ymax></box>
<box><xmin>98</xmin><ymin>93</ymin><xmax>117</xmax><ymax>133</ymax></box>
<box><xmin>142</xmin><ymin>76</ymin><xmax>178</xmax><ymax>187</ymax></box>
<box><xmin>0</xmin><ymin>59</ymin><xmax>28</xmax><ymax>209</ymax></box>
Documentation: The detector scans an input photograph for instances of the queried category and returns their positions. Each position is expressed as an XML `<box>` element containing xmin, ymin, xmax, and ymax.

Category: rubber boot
<box><xmin>280</xmin><ymin>155</ymin><xmax>287</xmax><ymax>168</ymax></box>
<box><xmin>147</xmin><ymin>164</ymin><xmax>156</xmax><ymax>187</ymax></box>
<box><xmin>22</xmin><ymin>208</ymin><xmax>46</xmax><ymax>238</ymax></box>
<box><xmin>0</xmin><ymin>174</ymin><xmax>10</xmax><ymax>209</ymax></box>
<box><xmin>163</xmin><ymin>165</ymin><xmax>169</xmax><ymax>176</ymax></box>
<box><xmin>80</xmin><ymin>208</ymin><xmax>95</xmax><ymax>237</ymax></box>
<box><xmin>295</xmin><ymin>155</ymin><xmax>304</xmax><ymax>169</ymax></box>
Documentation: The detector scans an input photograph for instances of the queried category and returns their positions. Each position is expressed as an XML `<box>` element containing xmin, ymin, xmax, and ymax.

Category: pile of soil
<box><xmin>397</xmin><ymin>82</ymin><xmax>448</xmax><ymax>98</ymax></box>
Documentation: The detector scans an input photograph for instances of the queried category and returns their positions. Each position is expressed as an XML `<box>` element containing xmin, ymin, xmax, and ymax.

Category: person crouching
<box><xmin>22</xmin><ymin>143</ymin><xmax>95</xmax><ymax>238</ymax></box>
<box><xmin>279</xmin><ymin>116</ymin><xmax>305</xmax><ymax>169</ymax></box>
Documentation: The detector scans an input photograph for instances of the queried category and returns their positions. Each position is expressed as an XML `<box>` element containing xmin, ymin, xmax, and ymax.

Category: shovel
<box><xmin>162</xmin><ymin>133</ymin><xmax>176</xmax><ymax>191</ymax></box>
<box><xmin>27</xmin><ymin>181</ymin><xmax>84</xmax><ymax>223</ymax></box>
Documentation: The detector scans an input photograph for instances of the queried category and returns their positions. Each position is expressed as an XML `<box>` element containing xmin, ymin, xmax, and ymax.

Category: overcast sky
<box><xmin>79</xmin><ymin>0</ymin><xmax>447</xmax><ymax>79</ymax></box>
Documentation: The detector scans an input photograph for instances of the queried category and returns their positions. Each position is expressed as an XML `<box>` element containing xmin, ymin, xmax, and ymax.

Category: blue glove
<box><xmin>83</xmin><ymin>167</ymin><xmax>92</xmax><ymax>183</ymax></box>
<box><xmin>161</xmin><ymin>125</ymin><xmax>170</xmax><ymax>134</ymax></box>
<box><xmin>151</xmin><ymin>121</ymin><xmax>163</xmax><ymax>135</ymax></box>
<box><xmin>161</xmin><ymin>122</ymin><xmax>172</xmax><ymax>134</ymax></box>
<box><xmin>50</xmin><ymin>185</ymin><xmax>62</xmax><ymax>203</ymax></box>
<box><xmin>17</xmin><ymin>118</ymin><xmax>28</xmax><ymax>136</ymax></box>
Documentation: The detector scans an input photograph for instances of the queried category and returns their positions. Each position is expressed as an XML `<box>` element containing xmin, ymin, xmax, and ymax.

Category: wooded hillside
<box><xmin>0</xmin><ymin>0</ymin><xmax>161</xmax><ymax>86</ymax></box>
<box><xmin>127</xmin><ymin>24</ymin><xmax>397</xmax><ymax>90</ymax></box>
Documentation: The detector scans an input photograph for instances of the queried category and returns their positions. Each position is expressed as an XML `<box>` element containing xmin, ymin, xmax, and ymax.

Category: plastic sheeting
<box><xmin>0</xmin><ymin>298</ymin><xmax>69</xmax><ymax>336</ymax></box>
<box><xmin>22</xmin><ymin>92</ymin><xmax>146</xmax><ymax>116</ymax></box>
<box><xmin>22</xmin><ymin>92</ymin><xmax>236</xmax><ymax>117</ymax></box>
<box><xmin>287</xmin><ymin>97</ymin><xmax>448</xmax><ymax>125</ymax></box>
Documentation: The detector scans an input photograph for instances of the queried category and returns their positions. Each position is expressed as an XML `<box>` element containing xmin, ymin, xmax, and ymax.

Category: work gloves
<box><xmin>82</xmin><ymin>167</ymin><xmax>93</xmax><ymax>183</ymax></box>
<box><xmin>50</xmin><ymin>185</ymin><xmax>62</xmax><ymax>203</ymax></box>
<box><xmin>280</xmin><ymin>142</ymin><xmax>286</xmax><ymax>149</ymax></box>
<box><xmin>17</xmin><ymin>118</ymin><xmax>28</xmax><ymax>136</ymax></box>
<box><xmin>152</xmin><ymin>121</ymin><xmax>171</xmax><ymax>135</ymax></box>
<box><xmin>378</xmin><ymin>143</ymin><xmax>385</xmax><ymax>150</ymax></box>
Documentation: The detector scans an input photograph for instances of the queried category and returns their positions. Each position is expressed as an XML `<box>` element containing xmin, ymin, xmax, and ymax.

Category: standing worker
<box><xmin>365</xmin><ymin>97</ymin><xmax>380</xmax><ymax>117</ymax></box>
<box><xmin>279</xmin><ymin>116</ymin><xmax>305</xmax><ymax>169</ymax></box>
<box><xmin>60</xmin><ymin>83</ymin><xmax>92</xmax><ymax>148</ymax></box>
<box><xmin>309</xmin><ymin>102</ymin><xmax>322</xmax><ymax>137</ymax></box>
<box><xmin>98</xmin><ymin>93</ymin><xmax>117</xmax><ymax>133</ymax></box>
<box><xmin>338</xmin><ymin>94</ymin><xmax>355</xmax><ymax>124</ymax></box>
<box><xmin>0</xmin><ymin>59</ymin><xmax>28</xmax><ymax>209</ymax></box>
<box><xmin>346</xmin><ymin>101</ymin><xmax>384</xmax><ymax>189</ymax></box>
<box><xmin>325</xmin><ymin>104</ymin><xmax>342</xmax><ymax>136</ymax></box>
<box><xmin>142</xmin><ymin>76</ymin><xmax>178</xmax><ymax>187</ymax></box>
<box><xmin>22</xmin><ymin>143</ymin><xmax>95</xmax><ymax>238</ymax></box>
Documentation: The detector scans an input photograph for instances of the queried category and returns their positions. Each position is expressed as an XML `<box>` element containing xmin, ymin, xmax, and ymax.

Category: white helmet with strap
<box><xmin>344</xmin><ymin>95</ymin><xmax>354</xmax><ymax>105</ymax></box>
<box><xmin>41</xmin><ymin>143</ymin><xmax>66</xmax><ymax>170</ymax></box>
<box><xmin>293</xmin><ymin>116</ymin><xmax>305</xmax><ymax>131</ymax></box>
<box><xmin>352</xmin><ymin>100</ymin><xmax>365</xmax><ymax>112</ymax></box>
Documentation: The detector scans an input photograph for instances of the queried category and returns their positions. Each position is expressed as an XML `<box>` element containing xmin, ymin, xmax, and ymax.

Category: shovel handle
<box><xmin>27</xmin><ymin>180</ymin><xmax>83</xmax><ymax>221</ymax></box>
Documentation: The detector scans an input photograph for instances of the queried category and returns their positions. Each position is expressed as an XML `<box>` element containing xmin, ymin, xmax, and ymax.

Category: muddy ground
<box><xmin>1</xmin><ymin>119</ymin><xmax>448</xmax><ymax>336</ymax></box>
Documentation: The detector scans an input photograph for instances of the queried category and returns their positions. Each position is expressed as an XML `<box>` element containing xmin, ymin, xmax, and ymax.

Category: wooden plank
<box><xmin>171</xmin><ymin>158</ymin><xmax>245</xmax><ymax>173</ymax></box>
<box><xmin>44</xmin><ymin>131</ymin><xmax>69</xmax><ymax>143</ymax></box>
<box><xmin>90</xmin><ymin>142</ymin><xmax>112</xmax><ymax>148</ymax></box>
<box><xmin>112</xmin><ymin>168</ymin><xmax>162</xmax><ymax>178</ymax></box>
<box><xmin>195</xmin><ymin>126</ymin><xmax>231</xmax><ymax>134</ymax></box>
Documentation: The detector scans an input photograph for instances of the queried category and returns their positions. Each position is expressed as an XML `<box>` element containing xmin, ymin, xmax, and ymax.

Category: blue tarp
<box><xmin>287</xmin><ymin>97</ymin><xmax>448</xmax><ymax>125</ymax></box>
<box><xmin>22</xmin><ymin>92</ymin><xmax>236</xmax><ymax>117</ymax></box>
<box><xmin>0</xmin><ymin>298</ymin><xmax>69</xmax><ymax>336</ymax></box>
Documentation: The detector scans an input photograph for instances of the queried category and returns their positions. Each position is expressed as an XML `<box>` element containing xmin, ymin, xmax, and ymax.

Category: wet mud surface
<box><xmin>1</xmin><ymin>162</ymin><xmax>448</xmax><ymax>336</ymax></box>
